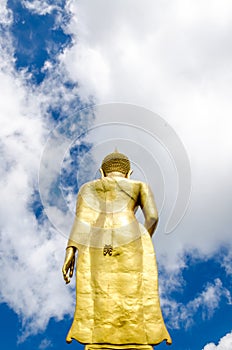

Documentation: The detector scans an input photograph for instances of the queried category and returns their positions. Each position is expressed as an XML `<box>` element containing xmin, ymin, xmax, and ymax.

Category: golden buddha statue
<box><xmin>62</xmin><ymin>150</ymin><xmax>172</xmax><ymax>349</ymax></box>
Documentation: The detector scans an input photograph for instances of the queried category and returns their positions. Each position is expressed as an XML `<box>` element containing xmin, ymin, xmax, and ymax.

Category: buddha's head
<box><xmin>100</xmin><ymin>149</ymin><xmax>133</xmax><ymax>178</ymax></box>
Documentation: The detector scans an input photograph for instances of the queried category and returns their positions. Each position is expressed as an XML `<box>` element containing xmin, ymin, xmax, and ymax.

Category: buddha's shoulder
<box><xmin>79</xmin><ymin>178</ymin><xmax>147</xmax><ymax>191</ymax></box>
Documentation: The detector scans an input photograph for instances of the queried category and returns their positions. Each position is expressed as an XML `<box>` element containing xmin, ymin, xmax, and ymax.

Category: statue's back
<box><xmin>66</xmin><ymin>176</ymin><xmax>172</xmax><ymax>346</ymax></box>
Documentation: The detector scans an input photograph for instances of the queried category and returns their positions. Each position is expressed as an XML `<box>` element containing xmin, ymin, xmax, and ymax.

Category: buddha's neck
<box><xmin>106</xmin><ymin>172</ymin><xmax>126</xmax><ymax>178</ymax></box>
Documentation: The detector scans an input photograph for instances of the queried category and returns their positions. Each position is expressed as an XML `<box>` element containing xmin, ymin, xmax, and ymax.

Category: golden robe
<box><xmin>66</xmin><ymin>176</ymin><xmax>172</xmax><ymax>346</ymax></box>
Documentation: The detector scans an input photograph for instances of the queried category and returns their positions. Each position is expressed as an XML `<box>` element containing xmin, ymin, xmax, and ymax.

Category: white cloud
<box><xmin>161</xmin><ymin>278</ymin><xmax>231</xmax><ymax>329</ymax></box>
<box><xmin>0</xmin><ymin>0</ymin><xmax>12</xmax><ymax>24</ymax></box>
<box><xmin>0</xmin><ymin>54</ymin><xmax>74</xmax><ymax>340</ymax></box>
<box><xmin>61</xmin><ymin>0</ymin><xmax>232</xmax><ymax>270</ymax></box>
<box><xmin>39</xmin><ymin>338</ymin><xmax>53</xmax><ymax>350</ymax></box>
<box><xmin>0</xmin><ymin>2</ymin><xmax>91</xmax><ymax>340</ymax></box>
<box><xmin>22</xmin><ymin>0</ymin><xmax>63</xmax><ymax>15</ymax></box>
<box><xmin>202</xmin><ymin>331</ymin><xmax>232</xmax><ymax>350</ymax></box>
<box><xmin>221</xmin><ymin>250</ymin><xmax>232</xmax><ymax>276</ymax></box>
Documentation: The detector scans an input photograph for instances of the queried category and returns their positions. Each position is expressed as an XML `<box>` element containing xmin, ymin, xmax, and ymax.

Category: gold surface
<box><xmin>101</xmin><ymin>149</ymin><xmax>131</xmax><ymax>175</ymax></box>
<box><xmin>62</xmin><ymin>164</ymin><xmax>172</xmax><ymax>347</ymax></box>
<box><xmin>85</xmin><ymin>344</ymin><xmax>153</xmax><ymax>350</ymax></box>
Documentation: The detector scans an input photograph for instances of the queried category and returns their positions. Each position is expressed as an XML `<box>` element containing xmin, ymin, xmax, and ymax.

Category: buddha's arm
<box><xmin>62</xmin><ymin>188</ymin><xmax>84</xmax><ymax>284</ymax></box>
<box><xmin>62</xmin><ymin>246</ymin><xmax>76</xmax><ymax>284</ymax></box>
<box><xmin>139</xmin><ymin>182</ymin><xmax>159</xmax><ymax>237</ymax></box>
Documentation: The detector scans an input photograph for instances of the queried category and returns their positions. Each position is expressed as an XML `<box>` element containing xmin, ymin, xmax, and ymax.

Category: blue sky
<box><xmin>0</xmin><ymin>1</ymin><xmax>232</xmax><ymax>350</ymax></box>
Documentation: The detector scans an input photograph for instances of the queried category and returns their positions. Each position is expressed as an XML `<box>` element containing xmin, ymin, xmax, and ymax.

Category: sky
<box><xmin>0</xmin><ymin>1</ymin><xmax>232</xmax><ymax>350</ymax></box>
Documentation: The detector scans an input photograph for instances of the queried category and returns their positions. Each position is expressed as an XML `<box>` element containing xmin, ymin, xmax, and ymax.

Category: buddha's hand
<box><xmin>62</xmin><ymin>246</ymin><xmax>76</xmax><ymax>284</ymax></box>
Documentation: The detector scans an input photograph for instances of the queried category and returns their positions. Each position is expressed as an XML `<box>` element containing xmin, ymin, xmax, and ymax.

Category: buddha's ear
<box><xmin>99</xmin><ymin>168</ymin><xmax>105</xmax><ymax>178</ymax></box>
<box><xmin>126</xmin><ymin>169</ymin><xmax>133</xmax><ymax>179</ymax></box>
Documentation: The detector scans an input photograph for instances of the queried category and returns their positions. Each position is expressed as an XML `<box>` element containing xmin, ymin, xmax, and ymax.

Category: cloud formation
<box><xmin>0</xmin><ymin>39</ymin><xmax>72</xmax><ymax>341</ymax></box>
<box><xmin>61</xmin><ymin>0</ymin><xmax>232</xmax><ymax>270</ymax></box>
<box><xmin>162</xmin><ymin>278</ymin><xmax>231</xmax><ymax>329</ymax></box>
<box><xmin>0</xmin><ymin>1</ymin><xmax>91</xmax><ymax>340</ymax></box>
<box><xmin>22</xmin><ymin>0</ymin><xmax>63</xmax><ymax>15</ymax></box>
<box><xmin>203</xmin><ymin>331</ymin><xmax>232</xmax><ymax>350</ymax></box>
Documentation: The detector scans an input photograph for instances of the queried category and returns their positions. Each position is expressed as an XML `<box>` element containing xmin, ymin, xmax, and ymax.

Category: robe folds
<box><xmin>66</xmin><ymin>177</ymin><xmax>172</xmax><ymax>346</ymax></box>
